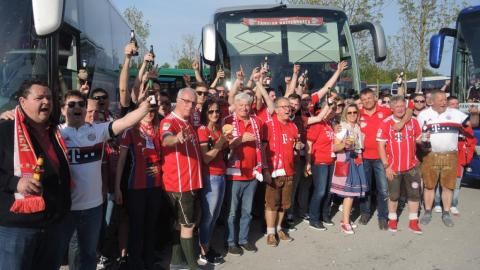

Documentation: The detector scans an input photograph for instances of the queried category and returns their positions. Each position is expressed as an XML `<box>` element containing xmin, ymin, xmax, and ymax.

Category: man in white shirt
<box><xmin>417</xmin><ymin>90</ymin><xmax>469</xmax><ymax>227</ymax></box>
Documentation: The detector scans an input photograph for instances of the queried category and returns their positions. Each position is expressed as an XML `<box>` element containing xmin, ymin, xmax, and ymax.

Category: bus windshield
<box><xmin>0</xmin><ymin>1</ymin><xmax>47</xmax><ymax>110</ymax></box>
<box><xmin>215</xmin><ymin>9</ymin><xmax>357</xmax><ymax>94</ymax></box>
<box><xmin>454</xmin><ymin>13</ymin><xmax>480</xmax><ymax>101</ymax></box>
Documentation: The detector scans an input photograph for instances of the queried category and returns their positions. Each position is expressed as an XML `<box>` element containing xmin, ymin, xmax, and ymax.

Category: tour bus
<box><xmin>0</xmin><ymin>0</ymin><xmax>133</xmax><ymax>118</ymax></box>
<box><xmin>199</xmin><ymin>4</ymin><xmax>386</xmax><ymax>96</ymax></box>
<box><xmin>430</xmin><ymin>5</ymin><xmax>480</xmax><ymax>179</ymax></box>
<box><xmin>390</xmin><ymin>76</ymin><xmax>450</xmax><ymax>96</ymax></box>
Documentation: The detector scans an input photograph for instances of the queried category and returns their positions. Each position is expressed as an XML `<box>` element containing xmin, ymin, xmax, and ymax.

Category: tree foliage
<box><xmin>397</xmin><ymin>0</ymin><xmax>463</xmax><ymax>92</ymax></box>
<box><xmin>171</xmin><ymin>34</ymin><xmax>198</xmax><ymax>69</ymax></box>
<box><xmin>123</xmin><ymin>6</ymin><xmax>151</xmax><ymax>51</ymax></box>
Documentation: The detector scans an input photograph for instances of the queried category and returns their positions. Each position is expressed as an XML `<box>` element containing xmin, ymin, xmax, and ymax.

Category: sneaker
<box><xmin>240</xmin><ymin>242</ymin><xmax>258</xmax><ymax>253</ymax></box>
<box><xmin>228</xmin><ymin>245</ymin><xmax>243</xmax><ymax>256</ymax></box>
<box><xmin>340</xmin><ymin>221</ymin><xmax>357</xmax><ymax>229</ymax></box>
<box><xmin>301</xmin><ymin>214</ymin><xmax>310</xmax><ymax>223</ymax></box>
<box><xmin>309</xmin><ymin>222</ymin><xmax>327</xmax><ymax>231</ymax></box>
<box><xmin>277</xmin><ymin>230</ymin><xmax>294</xmax><ymax>242</ymax></box>
<box><xmin>284</xmin><ymin>222</ymin><xmax>298</xmax><ymax>232</ymax></box>
<box><xmin>359</xmin><ymin>214</ymin><xmax>370</xmax><ymax>225</ymax></box>
<box><xmin>97</xmin><ymin>256</ymin><xmax>109</xmax><ymax>269</ymax></box>
<box><xmin>442</xmin><ymin>213</ymin><xmax>455</xmax><ymax>227</ymax></box>
<box><xmin>286</xmin><ymin>214</ymin><xmax>295</xmax><ymax>225</ymax></box>
<box><xmin>266</xmin><ymin>234</ymin><xmax>278</xmax><ymax>247</ymax></box>
<box><xmin>388</xmin><ymin>219</ymin><xmax>398</xmax><ymax>232</ymax></box>
<box><xmin>408</xmin><ymin>219</ymin><xmax>423</xmax><ymax>234</ymax></box>
<box><xmin>450</xmin><ymin>207</ymin><xmax>460</xmax><ymax>215</ymax></box>
<box><xmin>323</xmin><ymin>218</ymin><xmax>334</xmax><ymax>226</ymax></box>
<box><xmin>420</xmin><ymin>211</ymin><xmax>432</xmax><ymax>225</ymax></box>
<box><xmin>433</xmin><ymin>205</ymin><xmax>442</xmax><ymax>213</ymax></box>
<box><xmin>341</xmin><ymin>223</ymin><xmax>354</xmax><ymax>235</ymax></box>
<box><xmin>378</xmin><ymin>219</ymin><xmax>388</xmax><ymax>230</ymax></box>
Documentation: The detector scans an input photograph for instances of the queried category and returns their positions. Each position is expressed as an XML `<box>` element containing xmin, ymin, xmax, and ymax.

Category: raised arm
<box><xmin>284</xmin><ymin>64</ymin><xmax>300</xmax><ymax>97</ymax></box>
<box><xmin>228</xmin><ymin>66</ymin><xmax>245</xmax><ymax>106</ymax></box>
<box><xmin>119</xmin><ymin>43</ymin><xmax>136</xmax><ymax>107</ymax></box>
<box><xmin>192</xmin><ymin>59</ymin><xmax>204</xmax><ymax>84</ymax></box>
<box><xmin>311</xmin><ymin>60</ymin><xmax>348</xmax><ymax>100</ymax></box>
<box><xmin>210</xmin><ymin>69</ymin><xmax>225</xmax><ymax>89</ymax></box>
<box><xmin>132</xmin><ymin>53</ymin><xmax>154</xmax><ymax>103</ymax></box>
<box><xmin>111</xmin><ymin>97</ymin><xmax>152</xmax><ymax>136</ymax></box>
<box><xmin>306</xmin><ymin>102</ymin><xmax>332</xmax><ymax>125</ymax></box>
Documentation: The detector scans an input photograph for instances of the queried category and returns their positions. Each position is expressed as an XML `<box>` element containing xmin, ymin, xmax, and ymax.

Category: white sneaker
<box><xmin>450</xmin><ymin>207</ymin><xmax>460</xmax><ymax>215</ymax></box>
<box><xmin>433</xmin><ymin>205</ymin><xmax>442</xmax><ymax>213</ymax></box>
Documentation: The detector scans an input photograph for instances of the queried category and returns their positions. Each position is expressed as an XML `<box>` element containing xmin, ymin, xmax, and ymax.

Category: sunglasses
<box><xmin>208</xmin><ymin>109</ymin><xmax>220</xmax><ymax>114</ymax></box>
<box><xmin>160</xmin><ymin>101</ymin><xmax>171</xmax><ymax>106</ymax></box>
<box><xmin>337</xmin><ymin>103</ymin><xmax>345</xmax><ymax>107</ymax></box>
<box><xmin>347</xmin><ymin>111</ymin><xmax>358</xmax><ymax>115</ymax></box>
<box><xmin>79</xmin><ymin>79</ymin><xmax>88</xmax><ymax>85</ymax></box>
<box><xmin>414</xmin><ymin>100</ymin><xmax>426</xmax><ymax>103</ymax></box>
<box><xmin>93</xmin><ymin>95</ymin><xmax>108</xmax><ymax>101</ymax></box>
<box><xmin>67</xmin><ymin>101</ymin><xmax>86</xmax><ymax>108</ymax></box>
<box><xmin>196</xmin><ymin>91</ymin><xmax>207</xmax><ymax>96</ymax></box>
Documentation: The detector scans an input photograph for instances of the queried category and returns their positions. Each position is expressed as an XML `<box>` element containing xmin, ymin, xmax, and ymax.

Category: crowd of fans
<box><xmin>0</xmin><ymin>42</ymin><xmax>479</xmax><ymax>270</ymax></box>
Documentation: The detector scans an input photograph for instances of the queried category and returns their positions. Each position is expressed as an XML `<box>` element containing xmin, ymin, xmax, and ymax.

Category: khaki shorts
<box><xmin>265</xmin><ymin>176</ymin><xmax>294</xmax><ymax>211</ymax></box>
<box><xmin>421</xmin><ymin>152</ymin><xmax>457</xmax><ymax>190</ymax></box>
<box><xmin>388</xmin><ymin>167</ymin><xmax>421</xmax><ymax>202</ymax></box>
<box><xmin>166</xmin><ymin>191</ymin><xmax>199</xmax><ymax>228</ymax></box>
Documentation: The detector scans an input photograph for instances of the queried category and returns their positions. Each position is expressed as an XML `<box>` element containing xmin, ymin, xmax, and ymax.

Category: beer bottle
<box><xmin>130</xmin><ymin>30</ymin><xmax>139</xmax><ymax>56</ymax></box>
<box><xmin>421</xmin><ymin>121</ymin><xmax>431</xmax><ymax>150</ymax></box>
<box><xmin>33</xmin><ymin>156</ymin><xmax>44</xmax><ymax>181</ymax></box>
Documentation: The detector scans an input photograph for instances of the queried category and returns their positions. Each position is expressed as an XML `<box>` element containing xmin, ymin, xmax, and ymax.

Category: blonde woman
<box><xmin>331</xmin><ymin>104</ymin><xmax>368</xmax><ymax>234</ymax></box>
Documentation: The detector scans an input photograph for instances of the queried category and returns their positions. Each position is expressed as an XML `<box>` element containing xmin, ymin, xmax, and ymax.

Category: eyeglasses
<box><xmin>278</xmin><ymin>105</ymin><xmax>291</xmax><ymax>110</ymax></box>
<box><xmin>79</xmin><ymin>79</ymin><xmax>88</xmax><ymax>85</ymax></box>
<box><xmin>337</xmin><ymin>103</ymin><xmax>345</xmax><ymax>107</ymax></box>
<box><xmin>208</xmin><ymin>109</ymin><xmax>220</xmax><ymax>114</ymax></box>
<box><xmin>196</xmin><ymin>91</ymin><xmax>207</xmax><ymax>96</ymax></box>
<box><xmin>67</xmin><ymin>101</ymin><xmax>86</xmax><ymax>108</ymax></box>
<box><xmin>178</xmin><ymin>97</ymin><xmax>196</xmax><ymax>106</ymax></box>
<box><xmin>347</xmin><ymin>111</ymin><xmax>358</xmax><ymax>115</ymax></box>
<box><xmin>414</xmin><ymin>100</ymin><xmax>426</xmax><ymax>103</ymax></box>
<box><xmin>93</xmin><ymin>95</ymin><xmax>108</xmax><ymax>101</ymax></box>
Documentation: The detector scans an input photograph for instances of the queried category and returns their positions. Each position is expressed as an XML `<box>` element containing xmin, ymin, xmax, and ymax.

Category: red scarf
<box><xmin>11</xmin><ymin>106</ymin><xmax>68</xmax><ymax>214</ymax></box>
<box><xmin>268</xmin><ymin>115</ymin><xmax>288</xmax><ymax>178</ymax></box>
<box><xmin>227</xmin><ymin>113</ymin><xmax>263</xmax><ymax>181</ymax></box>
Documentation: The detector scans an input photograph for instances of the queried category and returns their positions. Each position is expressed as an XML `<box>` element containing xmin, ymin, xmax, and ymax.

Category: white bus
<box><xmin>0</xmin><ymin>0</ymin><xmax>133</xmax><ymax>118</ymax></box>
<box><xmin>390</xmin><ymin>76</ymin><xmax>450</xmax><ymax>95</ymax></box>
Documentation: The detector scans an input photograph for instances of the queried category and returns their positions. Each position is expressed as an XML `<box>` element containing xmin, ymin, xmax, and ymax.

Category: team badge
<box><xmin>87</xmin><ymin>133</ymin><xmax>96</xmax><ymax>141</ymax></box>
<box><xmin>411</xmin><ymin>181</ymin><xmax>419</xmax><ymax>189</ymax></box>
<box><xmin>162</xmin><ymin>123</ymin><xmax>171</xmax><ymax>131</ymax></box>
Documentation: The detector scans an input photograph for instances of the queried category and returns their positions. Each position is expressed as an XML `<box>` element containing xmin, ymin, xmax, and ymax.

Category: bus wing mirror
<box><xmin>429</xmin><ymin>28</ymin><xmax>456</xmax><ymax>69</ymax></box>
<box><xmin>32</xmin><ymin>0</ymin><xmax>64</xmax><ymax>36</ymax></box>
<box><xmin>350</xmin><ymin>22</ymin><xmax>387</xmax><ymax>62</ymax></box>
<box><xmin>202</xmin><ymin>24</ymin><xmax>217</xmax><ymax>64</ymax></box>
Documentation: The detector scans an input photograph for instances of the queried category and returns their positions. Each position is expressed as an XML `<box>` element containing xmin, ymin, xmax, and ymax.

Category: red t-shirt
<box><xmin>253</xmin><ymin>105</ymin><xmax>271</xmax><ymax>123</ymax></box>
<box><xmin>306</xmin><ymin>121</ymin><xmax>335</xmax><ymax>165</ymax></box>
<box><xmin>377</xmin><ymin>116</ymin><xmax>421</xmax><ymax>172</ymax></box>
<box><xmin>197</xmin><ymin>125</ymin><xmax>227</xmax><ymax>175</ymax></box>
<box><xmin>120</xmin><ymin>128</ymin><xmax>162</xmax><ymax>189</ymax></box>
<box><xmin>360</xmin><ymin>105</ymin><xmax>392</xmax><ymax>159</ymax></box>
<box><xmin>265</xmin><ymin>115</ymin><xmax>298</xmax><ymax>176</ymax></box>
<box><xmin>224</xmin><ymin>115</ymin><xmax>265</xmax><ymax>181</ymax></box>
<box><xmin>160</xmin><ymin>112</ymin><xmax>203</xmax><ymax>192</ymax></box>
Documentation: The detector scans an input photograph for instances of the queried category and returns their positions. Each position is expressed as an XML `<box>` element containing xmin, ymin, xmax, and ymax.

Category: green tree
<box><xmin>123</xmin><ymin>6</ymin><xmax>151</xmax><ymax>52</ymax></box>
<box><xmin>171</xmin><ymin>34</ymin><xmax>198</xmax><ymax>69</ymax></box>
<box><xmin>160</xmin><ymin>62</ymin><xmax>171</xmax><ymax>69</ymax></box>
<box><xmin>397</xmin><ymin>0</ymin><xmax>464</xmax><ymax>92</ymax></box>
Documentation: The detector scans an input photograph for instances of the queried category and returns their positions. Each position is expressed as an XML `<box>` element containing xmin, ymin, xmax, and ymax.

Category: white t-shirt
<box><xmin>60</xmin><ymin>122</ymin><xmax>112</xmax><ymax>211</ymax></box>
<box><xmin>417</xmin><ymin>107</ymin><xmax>468</xmax><ymax>152</ymax></box>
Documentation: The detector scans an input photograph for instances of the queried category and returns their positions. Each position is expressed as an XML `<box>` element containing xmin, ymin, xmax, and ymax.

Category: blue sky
<box><xmin>112</xmin><ymin>0</ymin><xmax>479</xmax><ymax>77</ymax></box>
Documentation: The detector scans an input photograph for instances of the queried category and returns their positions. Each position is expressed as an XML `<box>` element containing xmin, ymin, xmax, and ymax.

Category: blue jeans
<box><xmin>200</xmin><ymin>174</ymin><xmax>225</xmax><ymax>247</ymax></box>
<box><xmin>56</xmin><ymin>205</ymin><xmax>103</xmax><ymax>270</ymax></box>
<box><xmin>359</xmin><ymin>159</ymin><xmax>389</xmax><ymax>220</ymax></box>
<box><xmin>226</xmin><ymin>179</ymin><xmax>257</xmax><ymax>246</ymax></box>
<box><xmin>434</xmin><ymin>177</ymin><xmax>462</xmax><ymax>208</ymax></box>
<box><xmin>0</xmin><ymin>221</ymin><xmax>68</xmax><ymax>270</ymax></box>
<box><xmin>308</xmin><ymin>164</ymin><xmax>334</xmax><ymax>224</ymax></box>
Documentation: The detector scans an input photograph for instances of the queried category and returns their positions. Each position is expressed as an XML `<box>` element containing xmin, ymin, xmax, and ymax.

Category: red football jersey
<box><xmin>306</xmin><ymin>121</ymin><xmax>335</xmax><ymax>165</ymax></box>
<box><xmin>265</xmin><ymin>115</ymin><xmax>299</xmax><ymax>176</ymax></box>
<box><xmin>160</xmin><ymin>112</ymin><xmax>202</xmax><ymax>192</ymax></box>
<box><xmin>360</xmin><ymin>105</ymin><xmax>392</xmax><ymax>159</ymax></box>
<box><xmin>224</xmin><ymin>115</ymin><xmax>265</xmax><ymax>181</ymax></box>
<box><xmin>197</xmin><ymin>125</ymin><xmax>227</xmax><ymax>176</ymax></box>
<box><xmin>377</xmin><ymin>116</ymin><xmax>421</xmax><ymax>172</ymax></box>
<box><xmin>120</xmin><ymin>128</ymin><xmax>162</xmax><ymax>189</ymax></box>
